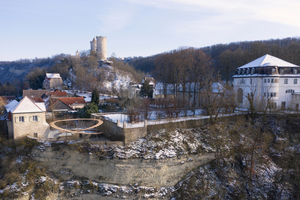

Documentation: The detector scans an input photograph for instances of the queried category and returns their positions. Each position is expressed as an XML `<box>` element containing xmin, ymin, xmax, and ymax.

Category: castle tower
<box><xmin>90</xmin><ymin>37</ymin><xmax>97</xmax><ymax>53</ymax></box>
<box><xmin>96</xmin><ymin>36</ymin><xmax>107</xmax><ymax>60</ymax></box>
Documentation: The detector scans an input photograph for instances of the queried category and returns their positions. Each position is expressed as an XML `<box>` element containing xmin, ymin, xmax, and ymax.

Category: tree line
<box><xmin>129</xmin><ymin>37</ymin><xmax>300</xmax><ymax>83</ymax></box>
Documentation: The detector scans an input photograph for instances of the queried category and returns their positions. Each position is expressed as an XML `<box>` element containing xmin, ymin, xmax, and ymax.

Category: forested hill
<box><xmin>128</xmin><ymin>37</ymin><xmax>300</xmax><ymax>80</ymax></box>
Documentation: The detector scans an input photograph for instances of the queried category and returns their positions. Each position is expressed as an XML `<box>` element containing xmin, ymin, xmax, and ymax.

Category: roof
<box><xmin>4</xmin><ymin>100</ymin><xmax>18</xmax><ymax>112</ymax></box>
<box><xmin>46</xmin><ymin>73</ymin><xmax>61</xmax><ymax>79</ymax></box>
<box><xmin>59</xmin><ymin>97</ymin><xmax>85</xmax><ymax>106</ymax></box>
<box><xmin>29</xmin><ymin>97</ymin><xmax>45</xmax><ymax>103</ymax></box>
<box><xmin>23</xmin><ymin>90</ymin><xmax>47</xmax><ymax>98</ymax></box>
<box><xmin>239</xmin><ymin>54</ymin><xmax>299</xmax><ymax>69</ymax></box>
<box><xmin>0</xmin><ymin>96</ymin><xmax>15</xmax><ymax>103</ymax></box>
<box><xmin>4</xmin><ymin>96</ymin><xmax>46</xmax><ymax>113</ymax></box>
<box><xmin>49</xmin><ymin>91</ymin><xmax>68</xmax><ymax>97</ymax></box>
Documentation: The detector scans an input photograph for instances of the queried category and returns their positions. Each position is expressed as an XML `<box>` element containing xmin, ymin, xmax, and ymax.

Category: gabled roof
<box><xmin>49</xmin><ymin>91</ymin><xmax>67</xmax><ymax>98</ymax></box>
<box><xmin>46</xmin><ymin>73</ymin><xmax>61</xmax><ymax>79</ymax></box>
<box><xmin>59</xmin><ymin>97</ymin><xmax>85</xmax><ymax>106</ymax></box>
<box><xmin>4</xmin><ymin>100</ymin><xmax>18</xmax><ymax>112</ymax></box>
<box><xmin>29</xmin><ymin>97</ymin><xmax>45</xmax><ymax>103</ymax></box>
<box><xmin>5</xmin><ymin>96</ymin><xmax>45</xmax><ymax>113</ymax></box>
<box><xmin>239</xmin><ymin>54</ymin><xmax>299</xmax><ymax>69</ymax></box>
<box><xmin>46</xmin><ymin>99</ymin><xmax>74</xmax><ymax>111</ymax></box>
<box><xmin>23</xmin><ymin>90</ymin><xmax>47</xmax><ymax>98</ymax></box>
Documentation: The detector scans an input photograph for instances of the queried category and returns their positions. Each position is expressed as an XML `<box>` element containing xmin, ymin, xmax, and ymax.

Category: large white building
<box><xmin>4</xmin><ymin>96</ymin><xmax>50</xmax><ymax>139</ymax></box>
<box><xmin>233</xmin><ymin>54</ymin><xmax>300</xmax><ymax>111</ymax></box>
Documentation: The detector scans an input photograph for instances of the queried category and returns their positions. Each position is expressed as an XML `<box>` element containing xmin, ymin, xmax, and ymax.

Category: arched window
<box><xmin>293</xmin><ymin>68</ymin><xmax>297</xmax><ymax>74</ymax></box>
<box><xmin>237</xmin><ymin>88</ymin><xmax>243</xmax><ymax>104</ymax></box>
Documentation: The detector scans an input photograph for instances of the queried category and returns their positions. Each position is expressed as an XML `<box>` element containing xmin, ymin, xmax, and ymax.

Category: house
<box><xmin>233</xmin><ymin>54</ymin><xmax>300</xmax><ymax>110</ymax></box>
<box><xmin>128</xmin><ymin>82</ymin><xmax>142</xmax><ymax>99</ymax></box>
<box><xmin>142</xmin><ymin>77</ymin><xmax>156</xmax><ymax>89</ymax></box>
<box><xmin>128</xmin><ymin>77</ymin><xmax>156</xmax><ymax>99</ymax></box>
<box><xmin>43</xmin><ymin>73</ymin><xmax>63</xmax><ymax>90</ymax></box>
<box><xmin>55</xmin><ymin>97</ymin><xmax>85</xmax><ymax>110</ymax></box>
<box><xmin>49</xmin><ymin>90</ymin><xmax>68</xmax><ymax>98</ymax></box>
<box><xmin>4</xmin><ymin>96</ymin><xmax>50</xmax><ymax>139</ymax></box>
<box><xmin>23</xmin><ymin>89</ymin><xmax>48</xmax><ymax>99</ymax></box>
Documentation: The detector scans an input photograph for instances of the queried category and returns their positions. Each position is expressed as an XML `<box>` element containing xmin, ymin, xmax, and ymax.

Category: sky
<box><xmin>1</xmin><ymin>0</ymin><xmax>300</xmax><ymax>61</ymax></box>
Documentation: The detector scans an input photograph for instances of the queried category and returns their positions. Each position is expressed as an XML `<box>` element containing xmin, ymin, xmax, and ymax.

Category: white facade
<box><xmin>4</xmin><ymin>96</ymin><xmax>50</xmax><ymax>139</ymax></box>
<box><xmin>233</xmin><ymin>54</ymin><xmax>300</xmax><ymax>110</ymax></box>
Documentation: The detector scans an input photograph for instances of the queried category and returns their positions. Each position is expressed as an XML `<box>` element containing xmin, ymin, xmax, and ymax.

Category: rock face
<box><xmin>32</xmin><ymin>146</ymin><xmax>215</xmax><ymax>187</ymax></box>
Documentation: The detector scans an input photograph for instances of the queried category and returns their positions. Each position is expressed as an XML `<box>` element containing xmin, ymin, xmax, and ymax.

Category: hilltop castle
<box><xmin>90</xmin><ymin>36</ymin><xmax>107</xmax><ymax>60</ymax></box>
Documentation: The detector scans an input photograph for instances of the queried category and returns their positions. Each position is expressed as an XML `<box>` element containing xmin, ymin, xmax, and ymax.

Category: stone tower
<box><xmin>90</xmin><ymin>36</ymin><xmax>107</xmax><ymax>60</ymax></box>
<box><xmin>90</xmin><ymin>37</ymin><xmax>97</xmax><ymax>53</ymax></box>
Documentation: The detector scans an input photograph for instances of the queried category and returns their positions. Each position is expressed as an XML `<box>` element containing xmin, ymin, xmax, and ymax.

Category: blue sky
<box><xmin>1</xmin><ymin>0</ymin><xmax>300</xmax><ymax>61</ymax></box>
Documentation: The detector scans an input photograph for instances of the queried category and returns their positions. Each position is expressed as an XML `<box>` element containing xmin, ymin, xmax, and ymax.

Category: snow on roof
<box><xmin>6</xmin><ymin>96</ymin><xmax>45</xmax><ymax>113</ymax></box>
<box><xmin>238</xmin><ymin>54</ymin><xmax>299</xmax><ymax>69</ymax></box>
<box><xmin>4</xmin><ymin>100</ymin><xmax>19</xmax><ymax>112</ymax></box>
<box><xmin>35</xmin><ymin>102</ymin><xmax>46</xmax><ymax>111</ymax></box>
<box><xmin>46</xmin><ymin>73</ymin><xmax>61</xmax><ymax>79</ymax></box>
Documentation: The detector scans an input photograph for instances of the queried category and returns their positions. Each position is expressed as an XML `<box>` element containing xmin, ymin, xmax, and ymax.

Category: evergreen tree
<box><xmin>139</xmin><ymin>80</ymin><xmax>153</xmax><ymax>98</ymax></box>
<box><xmin>91</xmin><ymin>88</ymin><xmax>99</xmax><ymax>105</ymax></box>
<box><xmin>78</xmin><ymin>103</ymin><xmax>98</xmax><ymax>118</ymax></box>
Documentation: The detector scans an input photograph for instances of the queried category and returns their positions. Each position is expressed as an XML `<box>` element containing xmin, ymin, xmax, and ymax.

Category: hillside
<box><xmin>1</xmin><ymin>114</ymin><xmax>300</xmax><ymax>199</ymax></box>
<box><xmin>128</xmin><ymin>37</ymin><xmax>300</xmax><ymax>81</ymax></box>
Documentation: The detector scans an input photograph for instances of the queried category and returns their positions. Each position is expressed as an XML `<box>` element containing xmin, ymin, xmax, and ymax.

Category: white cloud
<box><xmin>123</xmin><ymin>0</ymin><xmax>300</xmax><ymax>29</ymax></box>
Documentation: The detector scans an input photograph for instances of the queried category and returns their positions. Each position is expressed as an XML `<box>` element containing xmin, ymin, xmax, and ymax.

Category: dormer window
<box><xmin>238</xmin><ymin>69</ymin><xmax>241</xmax><ymax>75</ymax></box>
<box><xmin>272</xmin><ymin>68</ymin><xmax>276</xmax><ymax>74</ymax></box>
<box><xmin>242</xmin><ymin>69</ymin><xmax>245</xmax><ymax>75</ymax></box>
<box><xmin>251</xmin><ymin>68</ymin><xmax>255</xmax><ymax>75</ymax></box>
<box><xmin>246</xmin><ymin>68</ymin><xmax>250</xmax><ymax>74</ymax></box>
<box><xmin>280</xmin><ymin>68</ymin><xmax>284</xmax><ymax>74</ymax></box>
<box><xmin>293</xmin><ymin>68</ymin><xmax>297</xmax><ymax>74</ymax></box>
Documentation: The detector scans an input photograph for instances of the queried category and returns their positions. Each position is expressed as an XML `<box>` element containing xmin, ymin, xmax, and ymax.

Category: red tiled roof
<box><xmin>29</xmin><ymin>97</ymin><xmax>45</xmax><ymax>103</ymax></box>
<box><xmin>49</xmin><ymin>91</ymin><xmax>67</xmax><ymax>97</ymax></box>
<box><xmin>59</xmin><ymin>97</ymin><xmax>85</xmax><ymax>105</ymax></box>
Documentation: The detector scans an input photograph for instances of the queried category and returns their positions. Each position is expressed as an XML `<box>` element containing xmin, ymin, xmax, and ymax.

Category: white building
<box><xmin>43</xmin><ymin>73</ymin><xmax>63</xmax><ymax>90</ymax></box>
<box><xmin>233</xmin><ymin>54</ymin><xmax>300</xmax><ymax>110</ymax></box>
<box><xmin>4</xmin><ymin>96</ymin><xmax>50</xmax><ymax>139</ymax></box>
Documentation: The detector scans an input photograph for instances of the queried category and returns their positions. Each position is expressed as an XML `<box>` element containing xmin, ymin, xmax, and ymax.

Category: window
<box><xmin>268</xmin><ymin>79</ymin><xmax>270</xmax><ymax>83</ymax></box>
<box><xmin>293</xmin><ymin>68</ymin><xmax>297</xmax><ymax>74</ymax></box>
<box><xmin>264</xmin><ymin>79</ymin><xmax>266</xmax><ymax>83</ymax></box>
<box><xmin>271</xmin><ymin>79</ymin><xmax>274</xmax><ymax>83</ymax></box>
<box><xmin>237</xmin><ymin>88</ymin><xmax>243</xmax><ymax>104</ymax></box>
<box><xmin>34</xmin><ymin>133</ymin><xmax>38</xmax><ymax>137</ymax></box>
<box><xmin>264</xmin><ymin>92</ymin><xmax>266</xmax><ymax>97</ymax></box>
<box><xmin>240</xmin><ymin>79</ymin><xmax>245</xmax><ymax>84</ymax></box>
<box><xmin>250</xmin><ymin>78</ymin><xmax>252</xmax><ymax>84</ymax></box>
<box><xmin>286</xmin><ymin>89</ymin><xmax>295</xmax><ymax>93</ymax></box>
<box><xmin>284</xmin><ymin>79</ymin><xmax>288</xmax><ymax>84</ymax></box>
<box><xmin>271</xmin><ymin>93</ymin><xmax>274</xmax><ymax>97</ymax></box>
<box><xmin>280</xmin><ymin>68</ymin><xmax>284</xmax><ymax>74</ymax></box>
<box><xmin>294</xmin><ymin>79</ymin><xmax>297</xmax><ymax>84</ymax></box>
<box><xmin>19</xmin><ymin>116</ymin><xmax>24</xmax><ymax>122</ymax></box>
<box><xmin>33</xmin><ymin>115</ymin><xmax>38</xmax><ymax>121</ymax></box>
<box><xmin>251</xmin><ymin>68</ymin><xmax>255</xmax><ymax>74</ymax></box>
<box><xmin>274</xmin><ymin>93</ymin><xmax>277</xmax><ymax>97</ymax></box>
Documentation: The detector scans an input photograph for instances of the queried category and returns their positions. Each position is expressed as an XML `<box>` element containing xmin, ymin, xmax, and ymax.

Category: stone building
<box><xmin>43</xmin><ymin>73</ymin><xmax>63</xmax><ymax>90</ymax></box>
<box><xmin>90</xmin><ymin>36</ymin><xmax>107</xmax><ymax>60</ymax></box>
<box><xmin>4</xmin><ymin>96</ymin><xmax>49</xmax><ymax>139</ymax></box>
<box><xmin>233</xmin><ymin>54</ymin><xmax>300</xmax><ymax>110</ymax></box>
